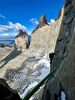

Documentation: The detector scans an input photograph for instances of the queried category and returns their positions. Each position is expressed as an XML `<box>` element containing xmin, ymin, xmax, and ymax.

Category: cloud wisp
<box><xmin>0</xmin><ymin>22</ymin><xmax>27</xmax><ymax>32</ymax></box>
<box><xmin>30</xmin><ymin>18</ymin><xmax>39</xmax><ymax>25</ymax></box>
<box><xmin>0</xmin><ymin>33</ymin><xmax>17</xmax><ymax>37</ymax></box>
<box><xmin>0</xmin><ymin>14</ymin><xmax>6</xmax><ymax>19</ymax></box>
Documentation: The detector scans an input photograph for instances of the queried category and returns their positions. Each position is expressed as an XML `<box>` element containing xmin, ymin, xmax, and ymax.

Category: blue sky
<box><xmin>0</xmin><ymin>0</ymin><xmax>64</xmax><ymax>36</ymax></box>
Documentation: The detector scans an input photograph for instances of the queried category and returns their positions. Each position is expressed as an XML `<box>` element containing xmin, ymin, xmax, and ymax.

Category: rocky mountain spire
<box><xmin>39</xmin><ymin>15</ymin><xmax>49</xmax><ymax>26</ymax></box>
<box><xmin>15</xmin><ymin>29</ymin><xmax>28</xmax><ymax>51</ymax></box>
<box><xmin>15</xmin><ymin>29</ymin><xmax>27</xmax><ymax>38</ymax></box>
<box><xmin>32</xmin><ymin>15</ymin><xmax>49</xmax><ymax>33</ymax></box>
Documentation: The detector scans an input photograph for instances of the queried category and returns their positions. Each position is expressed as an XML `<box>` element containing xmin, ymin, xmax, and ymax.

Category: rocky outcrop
<box><xmin>30</xmin><ymin>11</ymin><xmax>63</xmax><ymax>55</ymax></box>
<box><xmin>32</xmin><ymin>15</ymin><xmax>49</xmax><ymax>33</ymax></box>
<box><xmin>42</xmin><ymin>0</ymin><xmax>75</xmax><ymax>100</ymax></box>
<box><xmin>15</xmin><ymin>29</ymin><xmax>27</xmax><ymax>38</ymax></box>
<box><xmin>0</xmin><ymin>47</ymin><xmax>12</xmax><ymax>61</ymax></box>
<box><xmin>0</xmin><ymin>7</ymin><xmax>63</xmax><ymax>100</ymax></box>
<box><xmin>0</xmin><ymin>78</ymin><xmax>21</xmax><ymax>100</ymax></box>
<box><xmin>15</xmin><ymin>29</ymin><xmax>28</xmax><ymax>51</ymax></box>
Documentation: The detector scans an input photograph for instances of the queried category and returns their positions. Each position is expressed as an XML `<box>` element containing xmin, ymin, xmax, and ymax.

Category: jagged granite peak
<box><xmin>32</xmin><ymin>15</ymin><xmax>49</xmax><ymax>33</ymax></box>
<box><xmin>15</xmin><ymin>29</ymin><xmax>28</xmax><ymax>38</ymax></box>
<box><xmin>15</xmin><ymin>29</ymin><xmax>28</xmax><ymax>51</ymax></box>
<box><xmin>39</xmin><ymin>15</ymin><xmax>48</xmax><ymax>26</ymax></box>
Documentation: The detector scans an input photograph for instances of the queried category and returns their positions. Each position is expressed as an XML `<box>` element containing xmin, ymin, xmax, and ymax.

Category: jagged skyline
<box><xmin>0</xmin><ymin>0</ymin><xmax>64</xmax><ymax>36</ymax></box>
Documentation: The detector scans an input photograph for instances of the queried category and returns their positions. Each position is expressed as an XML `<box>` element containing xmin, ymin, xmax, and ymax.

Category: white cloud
<box><xmin>2</xmin><ymin>33</ymin><xmax>9</xmax><ymax>36</ymax></box>
<box><xmin>0</xmin><ymin>27</ymin><xmax>8</xmax><ymax>32</ymax></box>
<box><xmin>30</xmin><ymin>18</ymin><xmax>39</xmax><ymax>25</ymax></box>
<box><xmin>0</xmin><ymin>32</ymin><xmax>17</xmax><ymax>37</ymax></box>
<box><xmin>8</xmin><ymin>22</ymin><xmax>27</xmax><ymax>31</ymax></box>
<box><xmin>0</xmin><ymin>33</ymin><xmax>10</xmax><ymax>37</ymax></box>
<box><xmin>0</xmin><ymin>22</ymin><xmax>27</xmax><ymax>32</ymax></box>
<box><xmin>0</xmin><ymin>14</ymin><xmax>6</xmax><ymax>19</ymax></box>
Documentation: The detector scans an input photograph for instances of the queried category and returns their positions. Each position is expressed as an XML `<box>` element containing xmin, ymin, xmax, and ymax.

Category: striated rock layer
<box><xmin>42</xmin><ymin>0</ymin><xmax>75</xmax><ymax>100</ymax></box>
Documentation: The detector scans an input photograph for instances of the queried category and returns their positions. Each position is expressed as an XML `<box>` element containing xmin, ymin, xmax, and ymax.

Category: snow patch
<box><xmin>29</xmin><ymin>96</ymin><xmax>34</xmax><ymax>100</ymax></box>
<box><xmin>61</xmin><ymin>91</ymin><xmax>66</xmax><ymax>100</ymax></box>
<box><xmin>33</xmin><ymin>58</ymin><xmax>50</xmax><ymax>69</ymax></box>
<box><xmin>37</xmin><ymin>67</ymin><xmax>50</xmax><ymax>80</ymax></box>
<box><xmin>58</xmin><ymin>91</ymin><xmax>66</xmax><ymax>100</ymax></box>
<box><xmin>20</xmin><ymin>81</ymin><xmax>38</xmax><ymax>99</ymax></box>
<box><xmin>20</xmin><ymin>58</ymin><xmax>50</xmax><ymax>99</ymax></box>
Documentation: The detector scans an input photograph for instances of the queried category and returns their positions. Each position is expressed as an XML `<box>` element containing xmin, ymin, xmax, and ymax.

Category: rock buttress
<box><xmin>42</xmin><ymin>0</ymin><xmax>75</xmax><ymax>100</ymax></box>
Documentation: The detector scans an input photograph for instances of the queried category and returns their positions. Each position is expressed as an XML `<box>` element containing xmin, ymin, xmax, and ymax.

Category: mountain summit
<box><xmin>32</xmin><ymin>15</ymin><xmax>49</xmax><ymax>33</ymax></box>
<box><xmin>15</xmin><ymin>29</ymin><xmax>27</xmax><ymax>38</ymax></box>
<box><xmin>39</xmin><ymin>15</ymin><xmax>49</xmax><ymax>26</ymax></box>
<box><xmin>15</xmin><ymin>29</ymin><xmax>28</xmax><ymax>51</ymax></box>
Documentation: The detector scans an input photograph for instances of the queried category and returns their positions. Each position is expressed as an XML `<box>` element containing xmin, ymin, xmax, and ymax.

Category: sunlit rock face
<box><xmin>42</xmin><ymin>0</ymin><xmax>75</xmax><ymax>100</ymax></box>
<box><xmin>30</xmin><ymin>11</ymin><xmax>63</xmax><ymax>54</ymax></box>
<box><xmin>32</xmin><ymin>15</ymin><xmax>49</xmax><ymax>33</ymax></box>
<box><xmin>15</xmin><ymin>29</ymin><xmax>28</xmax><ymax>51</ymax></box>
<box><xmin>0</xmin><ymin>9</ymin><xmax>63</xmax><ymax>100</ymax></box>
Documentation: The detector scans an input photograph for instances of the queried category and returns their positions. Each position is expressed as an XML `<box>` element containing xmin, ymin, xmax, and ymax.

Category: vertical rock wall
<box><xmin>42</xmin><ymin>0</ymin><xmax>75</xmax><ymax>100</ymax></box>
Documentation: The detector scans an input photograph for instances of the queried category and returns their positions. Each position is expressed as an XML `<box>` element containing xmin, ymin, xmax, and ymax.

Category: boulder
<box><xmin>0</xmin><ymin>78</ymin><xmax>21</xmax><ymax>100</ymax></box>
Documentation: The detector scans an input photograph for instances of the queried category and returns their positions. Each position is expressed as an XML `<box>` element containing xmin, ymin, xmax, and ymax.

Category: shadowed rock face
<box><xmin>0</xmin><ymin>78</ymin><xmax>21</xmax><ymax>100</ymax></box>
<box><xmin>32</xmin><ymin>15</ymin><xmax>49</xmax><ymax>33</ymax></box>
<box><xmin>42</xmin><ymin>0</ymin><xmax>75</xmax><ymax>100</ymax></box>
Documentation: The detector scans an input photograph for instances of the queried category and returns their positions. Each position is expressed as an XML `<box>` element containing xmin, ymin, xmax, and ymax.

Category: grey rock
<box><xmin>42</xmin><ymin>0</ymin><xmax>75</xmax><ymax>100</ymax></box>
<box><xmin>64</xmin><ymin>7</ymin><xmax>74</xmax><ymax>24</ymax></box>
<box><xmin>64</xmin><ymin>4</ymin><xmax>71</xmax><ymax>15</ymax></box>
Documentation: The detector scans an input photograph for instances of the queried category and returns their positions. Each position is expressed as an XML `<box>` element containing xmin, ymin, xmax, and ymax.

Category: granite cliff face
<box><xmin>42</xmin><ymin>0</ymin><xmax>75</xmax><ymax>100</ymax></box>
<box><xmin>15</xmin><ymin>29</ymin><xmax>28</xmax><ymax>51</ymax></box>
<box><xmin>0</xmin><ymin>10</ymin><xmax>63</xmax><ymax>100</ymax></box>
<box><xmin>30</xmin><ymin>13</ymin><xmax>63</xmax><ymax>56</ymax></box>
